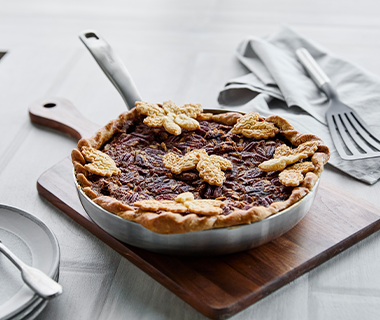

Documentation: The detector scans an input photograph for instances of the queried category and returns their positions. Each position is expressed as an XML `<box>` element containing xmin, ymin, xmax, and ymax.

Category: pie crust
<box><xmin>72</xmin><ymin>101</ymin><xmax>330</xmax><ymax>234</ymax></box>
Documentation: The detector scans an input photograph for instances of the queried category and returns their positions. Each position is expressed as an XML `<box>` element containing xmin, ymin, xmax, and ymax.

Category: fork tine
<box><xmin>333</xmin><ymin>114</ymin><xmax>362</xmax><ymax>156</ymax></box>
<box><xmin>327</xmin><ymin>115</ymin><xmax>354</xmax><ymax>159</ymax></box>
<box><xmin>340</xmin><ymin>113</ymin><xmax>375</xmax><ymax>154</ymax></box>
<box><xmin>347</xmin><ymin>112</ymin><xmax>380</xmax><ymax>151</ymax></box>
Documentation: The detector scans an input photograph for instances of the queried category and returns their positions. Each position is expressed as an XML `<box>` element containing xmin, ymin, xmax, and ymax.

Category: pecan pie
<box><xmin>72</xmin><ymin>101</ymin><xmax>330</xmax><ymax>234</ymax></box>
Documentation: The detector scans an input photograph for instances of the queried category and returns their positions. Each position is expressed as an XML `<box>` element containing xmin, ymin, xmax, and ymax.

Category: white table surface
<box><xmin>1</xmin><ymin>0</ymin><xmax>380</xmax><ymax>319</ymax></box>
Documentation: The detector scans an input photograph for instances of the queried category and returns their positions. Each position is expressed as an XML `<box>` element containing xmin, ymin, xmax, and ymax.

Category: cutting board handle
<box><xmin>29</xmin><ymin>97</ymin><xmax>100</xmax><ymax>140</ymax></box>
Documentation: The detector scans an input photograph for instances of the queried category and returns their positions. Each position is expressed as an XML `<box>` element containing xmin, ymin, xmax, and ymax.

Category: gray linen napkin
<box><xmin>218</xmin><ymin>27</ymin><xmax>380</xmax><ymax>185</ymax></box>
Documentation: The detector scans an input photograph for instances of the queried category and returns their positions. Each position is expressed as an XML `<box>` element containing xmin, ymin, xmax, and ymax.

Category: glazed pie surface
<box><xmin>72</xmin><ymin>101</ymin><xmax>330</xmax><ymax>234</ymax></box>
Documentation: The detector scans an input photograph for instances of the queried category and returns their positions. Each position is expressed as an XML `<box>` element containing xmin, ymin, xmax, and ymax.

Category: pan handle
<box><xmin>79</xmin><ymin>30</ymin><xmax>142</xmax><ymax>110</ymax></box>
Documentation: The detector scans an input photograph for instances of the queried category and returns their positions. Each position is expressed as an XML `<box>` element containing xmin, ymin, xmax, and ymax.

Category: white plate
<box><xmin>21</xmin><ymin>300</ymin><xmax>48</xmax><ymax>320</ymax></box>
<box><xmin>0</xmin><ymin>204</ymin><xmax>60</xmax><ymax>320</ymax></box>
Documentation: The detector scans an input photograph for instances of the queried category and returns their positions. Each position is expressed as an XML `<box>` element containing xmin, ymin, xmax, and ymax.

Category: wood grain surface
<box><xmin>36</xmin><ymin>155</ymin><xmax>380</xmax><ymax>319</ymax></box>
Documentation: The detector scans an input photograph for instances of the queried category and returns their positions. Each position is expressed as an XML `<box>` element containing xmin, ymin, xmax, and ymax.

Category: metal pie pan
<box><xmin>75</xmin><ymin>172</ymin><xmax>319</xmax><ymax>256</ymax></box>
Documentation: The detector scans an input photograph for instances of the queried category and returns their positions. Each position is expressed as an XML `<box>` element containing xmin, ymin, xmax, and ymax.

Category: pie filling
<box><xmin>85</xmin><ymin>118</ymin><xmax>296</xmax><ymax>216</ymax></box>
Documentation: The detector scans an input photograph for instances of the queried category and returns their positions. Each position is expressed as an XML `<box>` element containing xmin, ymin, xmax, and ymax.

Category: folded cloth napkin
<box><xmin>218</xmin><ymin>27</ymin><xmax>380</xmax><ymax>185</ymax></box>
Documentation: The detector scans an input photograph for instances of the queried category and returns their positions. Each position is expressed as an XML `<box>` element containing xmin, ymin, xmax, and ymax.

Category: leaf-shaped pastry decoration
<box><xmin>136</xmin><ymin>100</ymin><xmax>202</xmax><ymax>135</ymax></box>
<box><xmin>81</xmin><ymin>146</ymin><xmax>121</xmax><ymax>177</ymax></box>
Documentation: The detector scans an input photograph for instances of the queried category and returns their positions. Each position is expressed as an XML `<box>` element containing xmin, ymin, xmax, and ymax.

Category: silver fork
<box><xmin>0</xmin><ymin>240</ymin><xmax>62</xmax><ymax>299</ymax></box>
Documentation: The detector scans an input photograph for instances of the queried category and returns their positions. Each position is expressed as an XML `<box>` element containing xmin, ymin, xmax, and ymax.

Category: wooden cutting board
<box><xmin>31</xmin><ymin>98</ymin><xmax>380</xmax><ymax>320</ymax></box>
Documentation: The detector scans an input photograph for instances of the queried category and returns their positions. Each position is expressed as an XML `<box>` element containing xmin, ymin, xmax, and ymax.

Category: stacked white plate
<box><xmin>0</xmin><ymin>204</ymin><xmax>61</xmax><ymax>320</ymax></box>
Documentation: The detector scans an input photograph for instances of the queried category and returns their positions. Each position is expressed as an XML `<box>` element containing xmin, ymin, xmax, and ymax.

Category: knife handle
<box><xmin>78</xmin><ymin>30</ymin><xmax>142</xmax><ymax>110</ymax></box>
